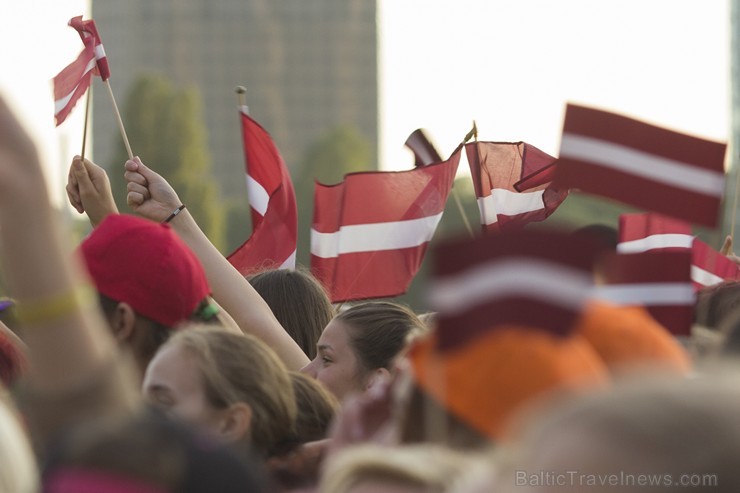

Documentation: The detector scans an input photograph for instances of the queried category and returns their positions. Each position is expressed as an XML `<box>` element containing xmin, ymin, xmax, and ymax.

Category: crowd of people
<box><xmin>1</xmin><ymin>94</ymin><xmax>740</xmax><ymax>493</ymax></box>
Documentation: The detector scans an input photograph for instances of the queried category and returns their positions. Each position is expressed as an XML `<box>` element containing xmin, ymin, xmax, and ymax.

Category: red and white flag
<box><xmin>311</xmin><ymin>148</ymin><xmax>462</xmax><ymax>302</ymax></box>
<box><xmin>465</xmin><ymin>141</ymin><xmax>568</xmax><ymax>232</ymax></box>
<box><xmin>227</xmin><ymin>107</ymin><xmax>297</xmax><ymax>273</ymax></box>
<box><xmin>593</xmin><ymin>251</ymin><xmax>694</xmax><ymax>337</ymax></box>
<box><xmin>429</xmin><ymin>230</ymin><xmax>599</xmax><ymax>350</ymax></box>
<box><xmin>554</xmin><ymin>104</ymin><xmax>727</xmax><ymax>228</ymax></box>
<box><xmin>617</xmin><ymin>212</ymin><xmax>739</xmax><ymax>290</ymax></box>
<box><xmin>69</xmin><ymin>16</ymin><xmax>110</xmax><ymax>80</ymax></box>
<box><xmin>53</xmin><ymin>16</ymin><xmax>110</xmax><ymax>126</ymax></box>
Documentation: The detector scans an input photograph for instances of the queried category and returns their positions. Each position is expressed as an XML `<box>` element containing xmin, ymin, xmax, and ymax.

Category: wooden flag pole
<box><xmin>235</xmin><ymin>85</ymin><xmax>247</xmax><ymax>108</ymax></box>
<box><xmin>103</xmin><ymin>79</ymin><xmax>133</xmax><ymax>160</ymax></box>
<box><xmin>80</xmin><ymin>88</ymin><xmax>92</xmax><ymax>160</ymax></box>
<box><xmin>451</xmin><ymin>120</ymin><xmax>479</xmax><ymax>238</ymax></box>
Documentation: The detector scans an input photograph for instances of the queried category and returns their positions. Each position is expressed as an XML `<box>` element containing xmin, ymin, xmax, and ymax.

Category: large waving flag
<box><xmin>617</xmin><ymin>212</ymin><xmax>739</xmax><ymax>290</ymax></box>
<box><xmin>53</xmin><ymin>16</ymin><xmax>109</xmax><ymax>126</ymax></box>
<box><xmin>227</xmin><ymin>106</ymin><xmax>298</xmax><ymax>273</ymax></box>
<box><xmin>429</xmin><ymin>229</ymin><xmax>600</xmax><ymax>349</ymax></box>
<box><xmin>311</xmin><ymin>148</ymin><xmax>462</xmax><ymax>302</ymax></box>
<box><xmin>465</xmin><ymin>141</ymin><xmax>568</xmax><ymax>232</ymax></box>
<box><xmin>554</xmin><ymin>104</ymin><xmax>726</xmax><ymax>228</ymax></box>
<box><xmin>593</xmin><ymin>251</ymin><xmax>694</xmax><ymax>336</ymax></box>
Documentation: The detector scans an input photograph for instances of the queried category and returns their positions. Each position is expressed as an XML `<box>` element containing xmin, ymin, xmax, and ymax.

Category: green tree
<box><xmin>294</xmin><ymin>126</ymin><xmax>373</xmax><ymax>267</ymax></box>
<box><xmin>108</xmin><ymin>74</ymin><xmax>225</xmax><ymax>250</ymax></box>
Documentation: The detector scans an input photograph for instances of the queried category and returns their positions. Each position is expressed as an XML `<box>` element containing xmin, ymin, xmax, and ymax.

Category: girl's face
<box><xmin>142</xmin><ymin>341</ymin><xmax>226</xmax><ymax>437</ymax></box>
<box><xmin>300</xmin><ymin>318</ymin><xmax>366</xmax><ymax>401</ymax></box>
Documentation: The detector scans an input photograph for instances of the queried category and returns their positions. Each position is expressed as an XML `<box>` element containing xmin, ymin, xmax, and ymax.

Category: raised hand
<box><xmin>124</xmin><ymin>157</ymin><xmax>182</xmax><ymax>222</ymax></box>
<box><xmin>66</xmin><ymin>156</ymin><xmax>119</xmax><ymax>227</ymax></box>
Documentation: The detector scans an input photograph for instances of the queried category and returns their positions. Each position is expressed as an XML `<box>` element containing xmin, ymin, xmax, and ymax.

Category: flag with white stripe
<box><xmin>617</xmin><ymin>212</ymin><xmax>739</xmax><ymax>290</ymax></box>
<box><xmin>429</xmin><ymin>230</ymin><xmax>599</xmax><ymax>350</ymax></box>
<box><xmin>68</xmin><ymin>16</ymin><xmax>110</xmax><ymax>80</ymax></box>
<box><xmin>465</xmin><ymin>141</ymin><xmax>568</xmax><ymax>232</ymax></box>
<box><xmin>554</xmin><ymin>104</ymin><xmax>727</xmax><ymax>228</ymax></box>
<box><xmin>311</xmin><ymin>148</ymin><xmax>462</xmax><ymax>302</ymax></box>
<box><xmin>53</xmin><ymin>16</ymin><xmax>110</xmax><ymax>126</ymax></box>
<box><xmin>227</xmin><ymin>107</ymin><xmax>297</xmax><ymax>273</ymax></box>
<box><xmin>593</xmin><ymin>251</ymin><xmax>694</xmax><ymax>336</ymax></box>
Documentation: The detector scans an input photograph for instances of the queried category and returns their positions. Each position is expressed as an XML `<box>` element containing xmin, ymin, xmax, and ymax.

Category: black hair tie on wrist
<box><xmin>163</xmin><ymin>204</ymin><xmax>186</xmax><ymax>224</ymax></box>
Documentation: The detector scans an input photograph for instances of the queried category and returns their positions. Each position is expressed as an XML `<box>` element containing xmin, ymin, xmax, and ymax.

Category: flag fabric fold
<box><xmin>227</xmin><ymin>107</ymin><xmax>298</xmax><ymax>273</ymax></box>
<box><xmin>617</xmin><ymin>212</ymin><xmax>739</xmax><ymax>290</ymax></box>
<box><xmin>311</xmin><ymin>148</ymin><xmax>462</xmax><ymax>302</ymax></box>
<box><xmin>429</xmin><ymin>230</ymin><xmax>600</xmax><ymax>350</ymax></box>
<box><xmin>53</xmin><ymin>16</ymin><xmax>110</xmax><ymax>126</ymax></box>
<box><xmin>554</xmin><ymin>104</ymin><xmax>727</xmax><ymax>228</ymax></box>
<box><xmin>593</xmin><ymin>251</ymin><xmax>694</xmax><ymax>336</ymax></box>
<box><xmin>465</xmin><ymin>141</ymin><xmax>568</xmax><ymax>232</ymax></box>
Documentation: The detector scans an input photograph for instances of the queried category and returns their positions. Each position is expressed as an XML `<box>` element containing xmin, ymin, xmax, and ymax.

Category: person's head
<box><xmin>496</xmin><ymin>374</ymin><xmax>740</xmax><ymax>493</ymax></box>
<box><xmin>248</xmin><ymin>268</ymin><xmax>334</xmax><ymax>359</ymax></box>
<box><xmin>290</xmin><ymin>371</ymin><xmax>338</xmax><ymax>444</ymax></box>
<box><xmin>403</xmin><ymin>327</ymin><xmax>609</xmax><ymax>449</ymax></box>
<box><xmin>0</xmin><ymin>396</ymin><xmax>37</xmax><ymax>493</ymax></box>
<box><xmin>320</xmin><ymin>444</ymin><xmax>471</xmax><ymax>493</ymax></box>
<box><xmin>143</xmin><ymin>326</ymin><xmax>297</xmax><ymax>459</ymax></box>
<box><xmin>695</xmin><ymin>281</ymin><xmax>740</xmax><ymax>331</ymax></box>
<box><xmin>301</xmin><ymin>301</ymin><xmax>426</xmax><ymax>400</ymax></box>
<box><xmin>79</xmin><ymin>214</ymin><xmax>215</xmax><ymax>373</ymax></box>
<box><xmin>575</xmin><ymin>302</ymin><xmax>692</xmax><ymax>375</ymax></box>
<box><xmin>43</xmin><ymin>408</ymin><xmax>264</xmax><ymax>493</ymax></box>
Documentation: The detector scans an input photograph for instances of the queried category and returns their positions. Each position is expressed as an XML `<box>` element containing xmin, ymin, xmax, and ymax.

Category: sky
<box><xmin>0</xmin><ymin>0</ymin><xmax>731</xmax><ymax>203</ymax></box>
<box><xmin>379</xmin><ymin>0</ymin><xmax>731</xmax><ymax>171</ymax></box>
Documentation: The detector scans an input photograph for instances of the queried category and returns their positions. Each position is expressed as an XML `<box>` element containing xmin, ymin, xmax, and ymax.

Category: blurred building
<box><xmin>729</xmin><ymin>0</ymin><xmax>740</xmax><ymax>235</ymax></box>
<box><xmin>91</xmin><ymin>0</ymin><xmax>377</xmax><ymax>198</ymax></box>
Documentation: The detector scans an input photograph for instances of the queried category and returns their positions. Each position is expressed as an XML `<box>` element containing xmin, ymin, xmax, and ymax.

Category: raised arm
<box><xmin>0</xmin><ymin>99</ymin><xmax>133</xmax><ymax>395</ymax></box>
<box><xmin>124</xmin><ymin>157</ymin><xmax>309</xmax><ymax>369</ymax></box>
<box><xmin>66</xmin><ymin>155</ymin><xmax>119</xmax><ymax>227</ymax></box>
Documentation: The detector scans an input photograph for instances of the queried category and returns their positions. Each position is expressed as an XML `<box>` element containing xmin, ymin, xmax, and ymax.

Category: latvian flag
<box><xmin>617</xmin><ymin>212</ymin><xmax>739</xmax><ymax>290</ymax></box>
<box><xmin>593</xmin><ymin>251</ymin><xmax>694</xmax><ymax>336</ymax></box>
<box><xmin>465</xmin><ymin>142</ymin><xmax>568</xmax><ymax>232</ymax></box>
<box><xmin>53</xmin><ymin>16</ymin><xmax>110</xmax><ymax>126</ymax></box>
<box><xmin>227</xmin><ymin>107</ymin><xmax>297</xmax><ymax>273</ymax></box>
<box><xmin>311</xmin><ymin>148</ymin><xmax>462</xmax><ymax>302</ymax></box>
<box><xmin>554</xmin><ymin>104</ymin><xmax>726</xmax><ymax>228</ymax></box>
<box><xmin>429</xmin><ymin>230</ymin><xmax>599</xmax><ymax>350</ymax></box>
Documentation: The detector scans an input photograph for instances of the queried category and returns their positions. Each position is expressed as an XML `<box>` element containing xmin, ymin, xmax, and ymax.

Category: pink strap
<box><xmin>46</xmin><ymin>469</ymin><xmax>170</xmax><ymax>493</ymax></box>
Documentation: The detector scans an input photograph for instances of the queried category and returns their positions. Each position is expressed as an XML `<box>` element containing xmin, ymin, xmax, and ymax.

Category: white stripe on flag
<box><xmin>279</xmin><ymin>249</ymin><xmax>297</xmax><ymax>270</ymax></box>
<box><xmin>477</xmin><ymin>189</ymin><xmax>545</xmax><ymax>226</ymax></box>
<box><xmin>560</xmin><ymin>134</ymin><xmax>725</xmax><ymax>197</ymax></box>
<box><xmin>616</xmin><ymin>234</ymin><xmax>694</xmax><ymax>254</ymax></box>
<box><xmin>54</xmin><ymin>59</ymin><xmax>97</xmax><ymax>115</ymax></box>
<box><xmin>592</xmin><ymin>283</ymin><xmax>695</xmax><ymax>306</ymax></box>
<box><xmin>691</xmin><ymin>265</ymin><xmax>725</xmax><ymax>287</ymax></box>
<box><xmin>429</xmin><ymin>258</ymin><xmax>592</xmax><ymax>316</ymax></box>
<box><xmin>94</xmin><ymin>44</ymin><xmax>106</xmax><ymax>60</ymax></box>
<box><xmin>246</xmin><ymin>175</ymin><xmax>270</xmax><ymax>216</ymax></box>
<box><xmin>310</xmin><ymin>212</ymin><xmax>444</xmax><ymax>258</ymax></box>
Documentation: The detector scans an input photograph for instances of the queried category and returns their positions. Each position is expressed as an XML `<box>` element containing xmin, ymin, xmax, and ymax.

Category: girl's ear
<box><xmin>218</xmin><ymin>402</ymin><xmax>253</xmax><ymax>443</ymax></box>
<box><xmin>365</xmin><ymin>367</ymin><xmax>391</xmax><ymax>392</ymax></box>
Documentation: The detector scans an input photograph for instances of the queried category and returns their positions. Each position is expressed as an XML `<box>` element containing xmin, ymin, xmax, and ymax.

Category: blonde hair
<box><xmin>321</xmin><ymin>445</ymin><xmax>471</xmax><ymax>493</ymax></box>
<box><xmin>0</xmin><ymin>395</ymin><xmax>38</xmax><ymax>493</ymax></box>
<box><xmin>168</xmin><ymin>327</ymin><xmax>297</xmax><ymax>457</ymax></box>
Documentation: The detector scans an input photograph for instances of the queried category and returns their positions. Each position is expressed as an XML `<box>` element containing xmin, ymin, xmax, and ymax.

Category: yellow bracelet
<box><xmin>14</xmin><ymin>285</ymin><xmax>96</xmax><ymax>326</ymax></box>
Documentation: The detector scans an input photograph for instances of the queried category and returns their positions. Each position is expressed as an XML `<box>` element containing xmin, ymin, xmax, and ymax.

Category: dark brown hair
<box><xmin>248</xmin><ymin>268</ymin><xmax>334</xmax><ymax>359</ymax></box>
<box><xmin>336</xmin><ymin>302</ymin><xmax>425</xmax><ymax>373</ymax></box>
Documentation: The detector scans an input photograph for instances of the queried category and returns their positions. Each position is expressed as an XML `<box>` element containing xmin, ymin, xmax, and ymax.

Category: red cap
<box><xmin>79</xmin><ymin>214</ymin><xmax>210</xmax><ymax>327</ymax></box>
